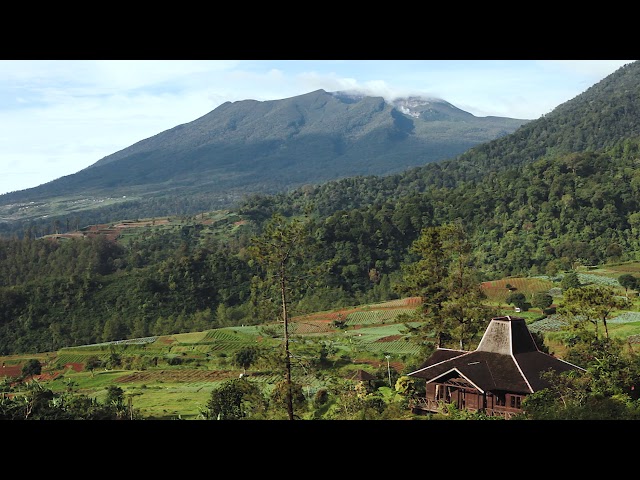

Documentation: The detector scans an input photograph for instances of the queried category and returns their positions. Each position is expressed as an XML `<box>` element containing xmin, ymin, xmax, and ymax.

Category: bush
<box><xmin>531</xmin><ymin>292</ymin><xmax>553</xmax><ymax>310</ymax></box>
<box><xmin>314</xmin><ymin>388</ymin><xmax>329</xmax><ymax>407</ymax></box>
<box><xmin>506</xmin><ymin>292</ymin><xmax>528</xmax><ymax>310</ymax></box>
<box><xmin>561</xmin><ymin>272</ymin><xmax>581</xmax><ymax>290</ymax></box>
<box><xmin>363</xmin><ymin>395</ymin><xmax>387</xmax><ymax>414</ymax></box>
<box><xmin>21</xmin><ymin>359</ymin><xmax>42</xmax><ymax>378</ymax></box>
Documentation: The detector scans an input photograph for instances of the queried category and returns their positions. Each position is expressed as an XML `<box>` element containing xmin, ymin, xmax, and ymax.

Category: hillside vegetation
<box><xmin>0</xmin><ymin>297</ymin><xmax>424</xmax><ymax>419</ymax></box>
<box><xmin>2</xmin><ymin>267</ymin><xmax>640</xmax><ymax>420</ymax></box>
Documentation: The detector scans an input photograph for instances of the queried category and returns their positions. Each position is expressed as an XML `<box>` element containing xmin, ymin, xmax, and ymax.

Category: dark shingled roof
<box><xmin>407</xmin><ymin>316</ymin><xmax>584</xmax><ymax>394</ymax></box>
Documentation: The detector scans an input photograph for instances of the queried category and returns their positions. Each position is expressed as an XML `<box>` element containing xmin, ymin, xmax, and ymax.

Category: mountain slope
<box><xmin>0</xmin><ymin>89</ymin><xmax>528</xmax><ymax>229</ymax></box>
<box><xmin>433</xmin><ymin>60</ymin><xmax>640</xmax><ymax>183</ymax></box>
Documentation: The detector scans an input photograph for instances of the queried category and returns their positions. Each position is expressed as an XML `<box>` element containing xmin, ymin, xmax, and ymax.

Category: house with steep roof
<box><xmin>407</xmin><ymin>315</ymin><xmax>585</xmax><ymax>418</ymax></box>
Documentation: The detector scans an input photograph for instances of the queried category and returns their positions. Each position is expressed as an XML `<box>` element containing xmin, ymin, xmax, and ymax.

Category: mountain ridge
<box><xmin>0</xmin><ymin>89</ymin><xmax>528</xmax><ymax>230</ymax></box>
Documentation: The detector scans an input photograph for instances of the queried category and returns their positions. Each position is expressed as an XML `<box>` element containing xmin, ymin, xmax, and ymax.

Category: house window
<box><xmin>509</xmin><ymin>395</ymin><xmax>522</xmax><ymax>409</ymax></box>
<box><xmin>494</xmin><ymin>392</ymin><xmax>506</xmax><ymax>406</ymax></box>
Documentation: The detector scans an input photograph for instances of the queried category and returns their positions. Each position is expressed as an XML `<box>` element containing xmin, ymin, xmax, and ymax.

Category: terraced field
<box><xmin>481</xmin><ymin>277</ymin><xmax>555</xmax><ymax>304</ymax></box>
<box><xmin>4</xmin><ymin>264</ymin><xmax>640</xmax><ymax>420</ymax></box>
<box><xmin>0</xmin><ymin>296</ymin><xmax>424</xmax><ymax>419</ymax></box>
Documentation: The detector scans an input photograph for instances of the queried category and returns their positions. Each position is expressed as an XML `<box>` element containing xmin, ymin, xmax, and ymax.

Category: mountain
<box><xmin>0</xmin><ymin>89</ymin><xmax>528</xmax><ymax>232</ymax></box>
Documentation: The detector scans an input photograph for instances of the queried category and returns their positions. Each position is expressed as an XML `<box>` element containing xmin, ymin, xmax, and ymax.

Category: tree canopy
<box><xmin>396</xmin><ymin>223</ymin><xmax>495</xmax><ymax>350</ymax></box>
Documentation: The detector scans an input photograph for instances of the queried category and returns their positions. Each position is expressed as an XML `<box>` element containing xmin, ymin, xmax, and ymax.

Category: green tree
<box><xmin>395</xmin><ymin>225</ymin><xmax>455</xmax><ymax>348</ymax></box>
<box><xmin>247</xmin><ymin>211</ymin><xmax>314</xmax><ymax>420</ymax></box>
<box><xmin>561</xmin><ymin>271</ymin><xmax>581</xmax><ymax>291</ymax></box>
<box><xmin>17</xmin><ymin>380</ymin><xmax>56</xmax><ymax>419</ymax></box>
<box><xmin>397</xmin><ymin>223</ymin><xmax>493</xmax><ymax>349</ymax></box>
<box><xmin>618</xmin><ymin>274</ymin><xmax>638</xmax><ymax>299</ymax></box>
<box><xmin>21</xmin><ymin>359</ymin><xmax>42</xmax><ymax>378</ymax></box>
<box><xmin>440</xmin><ymin>222</ymin><xmax>495</xmax><ymax>349</ymax></box>
<box><xmin>531</xmin><ymin>291</ymin><xmax>553</xmax><ymax>311</ymax></box>
<box><xmin>559</xmin><ymin>284</ymin><xmax>631</xmax><ymax>339</ymax></box>
<box><xmin>85</xmin><ymin>355</ymin><xmax>103</xmax><ymax>377</ymax></box>
<box><xmin>270</xmin><ymin>380</ymin><xmax>308</xmax><ymax>419</ymax></box>
<box><xmin>521</xmin><ymin>370</ymin><xmax>592</xmax><ymax>419</ymax></box>
<box><xmin>506</xmin><ymin>292</ymin><xmax>528</xmax><ymax>310</ymax></box>
<box><xmin>105</xmin><ymin>348</ymin><xmax>122</xmax><ymax>370</ymax></box>
<box><xmin>104</xmin><ymin>385</ymin><xmax>125</xmax><ymax>412</ymax></box>
<box><xmin>206</xmin><ymin>377</ymin><xmax>266</xmax><ymax>420</ymax></box>
<box><xmin>522</xmin><ymin>338</ymin><xmax>640</xmax><ymax>420</ymax></box>
<box><xmin>102</xmin><ymin>315</ymin><xmax>124</xmax><ymax>343</ymax></box>
<box><xmin>233</xmin><ymin>346</ymin><xmax>259</xmax><ymax>375</ymax></box>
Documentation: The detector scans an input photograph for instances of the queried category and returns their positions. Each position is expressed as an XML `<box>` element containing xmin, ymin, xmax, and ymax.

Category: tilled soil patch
<box><xmin>116</xmin><ymin>369</ymin><xmax>238</xmax><ymax>383</ymax></box>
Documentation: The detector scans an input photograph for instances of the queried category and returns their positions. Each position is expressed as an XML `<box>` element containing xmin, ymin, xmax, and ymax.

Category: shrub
<box><xmin>314</xmin><ymin>388</ymin><xmax>329</xmax><ymax>407</ymax></box>
<box><xmin>561</xmin><ymin>272</ymin><xmax>581</xmax><ymax>290</ymax></box>
<box><xmin>531</xmin><ymin>292</ymin><xmax>553</xmax><ymax>310</ymax></box>
<box><xmin>21</xmin><ymin>359</ymin><xmax>42</xmax><ymax>378</ymax></box>
<box><xmin>506</xmin><ymin>292</ymin><xmax>528</xmax><ymax>310</ymax></box>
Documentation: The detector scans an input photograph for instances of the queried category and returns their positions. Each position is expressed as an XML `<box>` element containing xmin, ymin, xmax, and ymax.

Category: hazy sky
<box><xmin>0</xmin><ymin>59</ymin><xmax>634</xmax><ymax>196</ymax></box>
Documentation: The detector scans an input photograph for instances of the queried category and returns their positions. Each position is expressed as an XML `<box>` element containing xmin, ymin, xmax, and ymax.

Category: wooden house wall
<box><xmin>416</xmin><ymin>381</ymin><xmax>524</xmax><ymax>418</ymax></box>
<box><xmin>465</xmin><ymin>390</ymin><xmax>481</xmax><ymax>410</ymax></box>
<box><xmin>426</xmin><ymin>383</ymin><xmax>437</xmax><ymax>399</ymax></box>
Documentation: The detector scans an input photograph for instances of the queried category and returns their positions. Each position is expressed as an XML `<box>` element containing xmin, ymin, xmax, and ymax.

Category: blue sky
<box><xmin>0</xmin><ymin>59</ymin><xmax>634</xmax><ymax>196</ymax></box>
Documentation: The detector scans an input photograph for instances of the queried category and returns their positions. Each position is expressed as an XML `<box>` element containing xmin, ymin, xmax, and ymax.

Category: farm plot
<box><xmin>365</xmin><ymin>297</ymin><xmax>421</xmax><ymax>308</ymax></box>
<box><xmin>117</xmin><ymin>369</ymin><xmax>236</xmax><ymax>383</ymax></box>
<box><xmin>345</xmin><ymin>308</ymin><xmax>411</xmax><ymax>326</ymax></box>
<box><xmin>340</xmin><ymin>323</ymin><xmax>422</xmax><ymax>357</ymax></box>
<box><xmin>290</xmin><ymin>298</ymin><xmax>420</xmax><ymax>334</ymax></box>
<box><xmin>169</xmin><ymin>344</ymin><xmax>212</xmax><ymax>354</ymax></box>
<box><xmin>609</xmin><ymin>312</ymin><xmax>640</xmax><ymax>323</ymax></box>
<box><xmin>528</xmin><ymin>315</ymin><xmax>569</xmax><ymax>333</ymax></box>
<box><xmin>202</xmin><ymin>328</ymin><xmax>262</xmax><ymax>342</ymax></box>
<box><xmin>289</xmin><ymin>320</ymin><xmax>335</xmax><ymax>334</ymax></box>
<box><xmin>1</xmin><ymin>363</ymin><xmax>23</xmax><ymax>378</ymax></box>
<box><xmin>481</xmin><ymin>277</ymin><xmax>555</xmax><ymax>304</ymax></box>
<box><xmin>289</xmin><ymin>308</ymin><xmax>361</xmax><ymax>335</ymax></box>
<box><xmin>196</xmin><ymin>327</ymin><xmax>274</xmax><ymax>353</ymax></box>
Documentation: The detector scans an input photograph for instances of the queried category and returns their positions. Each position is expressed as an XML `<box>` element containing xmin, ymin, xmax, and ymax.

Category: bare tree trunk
<box><xmin>281</xmin><ymin>266</ymin><xmax>294</xmax><ymax>420</ymax></box>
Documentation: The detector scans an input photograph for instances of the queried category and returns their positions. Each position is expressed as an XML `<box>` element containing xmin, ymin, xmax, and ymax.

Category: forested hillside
<box><xmin>244</xmin><ymin>136</ymin><xmax>640</xmax><ymax>276</ymax></box>
<box><xmin>3</xmin><ymin>135</ymin><xmax>640</xmax><ymax>355</ymax></box>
